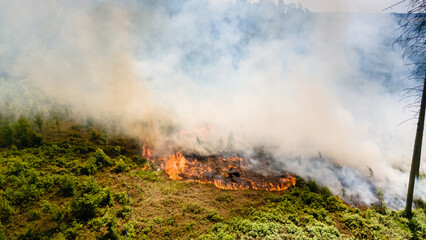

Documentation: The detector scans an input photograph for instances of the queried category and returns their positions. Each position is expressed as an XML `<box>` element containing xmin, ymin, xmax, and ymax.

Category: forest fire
<box><xmin>142</xmin><ymin>145</ymin><xmax>296</xmax><ymax>191</ymax></box>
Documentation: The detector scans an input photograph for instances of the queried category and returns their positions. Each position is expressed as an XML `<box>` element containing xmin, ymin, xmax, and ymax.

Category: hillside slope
<box><xmin>0</xmin><ymin>116</ymin><xmax>425</xmax><ymax>240</ymax></box>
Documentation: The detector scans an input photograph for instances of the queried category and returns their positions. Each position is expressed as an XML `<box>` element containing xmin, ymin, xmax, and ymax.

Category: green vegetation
<box><xmin>0</xmin><ymin>114</ymin><xmax>425</xmax><ymax>239</ymax></box>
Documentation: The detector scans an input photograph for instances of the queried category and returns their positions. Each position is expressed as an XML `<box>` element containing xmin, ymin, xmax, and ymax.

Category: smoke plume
<box><xmin>0</xmin><ymin>0</ymin><xmax>424</xmax><ymax>207</ymax></box>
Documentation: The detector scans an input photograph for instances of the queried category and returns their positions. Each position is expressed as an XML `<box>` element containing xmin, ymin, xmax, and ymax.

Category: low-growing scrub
<box><xmin>0</xmin><ymin>115</ymin><xmax>424</xmax><ymax>239</ymax></box>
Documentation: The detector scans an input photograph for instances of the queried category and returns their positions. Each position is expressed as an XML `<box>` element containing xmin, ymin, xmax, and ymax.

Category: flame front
<box><xmin>142</xmin><ymin>145</ymin><xmax>296</xmax><ymax>191</ymax></box>
<box><xmin>164</xmin><ymin>152</ymin><xmax>186</xmax><ymax>180</ymax></box>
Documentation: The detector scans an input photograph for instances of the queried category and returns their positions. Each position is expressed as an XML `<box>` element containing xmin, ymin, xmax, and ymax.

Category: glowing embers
<box><xmin>142</xmin><ymin>146</ymin><xmax>296</xmax><ymax>191</ymax></box>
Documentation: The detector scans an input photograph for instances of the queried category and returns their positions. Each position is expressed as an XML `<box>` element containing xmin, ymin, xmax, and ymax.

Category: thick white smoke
<box><xmin>0</xmin><ymin>0</ymin><xmax>424</xmax><ymax>207</ymax></box>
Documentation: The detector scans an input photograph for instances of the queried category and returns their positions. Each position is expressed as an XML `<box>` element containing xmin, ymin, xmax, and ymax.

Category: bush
<box><xmin>59</xmin><ymin>175</ymin><xmax>77</xmax><ymax>197</ymax></box>
<box><xmin>122</xmin><ymin>221</ymin><xmax>137</xmax><ymax>239</ymax></box>
<box><xmin>0</xmin><ymin>221</ymin><xmax>5</xmax><ymax>240</ymax></box>
<box><xmin>90</xmin><ymin>130</ymin><xmax>107</xmax><ymax>145</ymax></box>
<box><xmin>113</xmin><ymin>158</ymin><xmax>128</xmax><ymax>173</ymax></box>
<box><xmin>132</xmin><ymin>155</ymin><xmax>146</xmax><ymax>165</ymax></box>
<box><xmin>184</xmin><ymin>202</ymin><xmax>202</xmax><ymax>214</ymax></box>
<box><xmin>42</xmin><ymin>202</ymin><xmax>64</xmax><ymax>222</ymax></box>
<box><xmin>215</xmin><ymin>194</ymin><xmax>235</xmax><ymax>203</ymax></box>
<box><xmin>70</xmin><ymin>194</ymin><xmax>99</xmax><ymax>221</ymax></box>
<box><xmin>0</xmin><ymin>196</ymin><xmax>15</xmax><ymax>222</ymax></box>
<box><xmin>342</xmin><ymin>213</ymin><xmax>368</xmax><ymax>230</ymax></box>
<box><xmin>114</xmin><ymin>191</ymin><xmax>131</xmax><ymax>205</ymax></box>
<box><xmin>13</xmin><ymin>183</ymin><xmax>42</xmax><ymax>205</ymax></box>
<box><xmin>306</xmin><ymin>222</ymin><xmax>340</xmax><ymax>239</ymax></box>
<box><xmin>77</xmin><ymin>160</ymin><xmax>97</xmax><ymax>176</ymax></box>
<box><xmin>79</xmin><ymin>177</ymin><xmax>101</xmax><ymax>194</ymax></box>
<box><xmin>206</xmin><ymin>210</ymin><xmax>223</xmax><ymax>222</ymax></box>
<box><xmin>104</xmin><ymin>145</ymin><xmax>121</xmax><ymax>158</ymax></box>
<box><xmin>27</xmin><ymin>209</ymin><xmax>42</xmax><ymax>221</ymax></box>
<box><xmin>117</xmin><ymin>205</ymin><xmax>132</xmax><ymax>219</ymax></box>
<box><xmin>71</xmin><ymin>181</ymin><xmax>114</xmax><ymax>222</ymax></box>
<box><xmin>93</xmin><ymin>149</ymin><xmax>112</xmax><ymax>167</ymax></box>
<box><xmin>6</xmin><ymin>158</ymin><xmax>26</xmax><ymax>176</ymax></box>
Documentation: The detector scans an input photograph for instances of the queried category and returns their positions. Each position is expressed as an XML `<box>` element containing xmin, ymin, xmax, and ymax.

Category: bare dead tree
<box><xmin>393</xmin><ymin>0</ymin><xmax>426</xmax><ymax>217</ymax></box>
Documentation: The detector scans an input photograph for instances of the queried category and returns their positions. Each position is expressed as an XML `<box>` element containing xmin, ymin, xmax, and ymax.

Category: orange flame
<box><xmin>142</xmin><ymin>145</ymin><xmax>296</xmax><ymax>191</ymax></box>
<box><xmin>142</xmin><ymin>144</ymin><xmax>152</xmax><ymax>160</ymax></box>
<box><xmin>164</xmin><ymin>152</ymin><xmax>187</xmax><ymax>180</ymax></box>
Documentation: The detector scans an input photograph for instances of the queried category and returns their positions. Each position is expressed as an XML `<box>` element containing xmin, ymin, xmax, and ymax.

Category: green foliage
<box><xmin>132</xmin><ymin>155</ymin><xmax>146</xmax><ymax>165</ymax></box>
<box><xmin>90</xmin><ymin>130</ymin><xmax>106</xmax><ymax>145</ymax></box>
<box><xmin>42</xmin><ymin>201</ymin><xmax>64</xmax><ymax>222</ymax></box>
<box><xmin>11</xmin><ymin>117</ymin><xmax>43</xmax><ymax>148</ymax></box>
<box><xmin>0</xmin><ymin>221</ymin><xmax>5</xmax><ymax>240</ymax></box>
<box><xmin>408</xmin><ymin>210</ymin><xmax>426</xmax><ymax>239</ymax></box>
<box><xmin>130</xmin><ymin>169</ymin><xmax>161</xmax><ymax>182</ymax></box>
<box><xmin>185</xmin><ymin>221</ymin><xmax>196</xmax><ymax>231</ymax></box>
<box><xmin>0</xmin><ymin>121</ymin><xmax>13</xmax><ymax>147</ymax></box>
<box><xmin>114</xmin><ymin>191</ymin><xmax>131</xmax><ymax>205</ymax></box>
<box><xmin>215</xmin><ymin>194</ymin><xmax>235</xmax><ymax>203</ymax></box>
<box><xmin>122</xmin><ymin>221</ymin><xmax>137</xmax><ymax>239</ymax></box>
<box><xmin>33</xmin><ymin>114</ymin><xmax>43</xmax><ymax>132</ymax></box>
<box><xmin>59</xmin><ymin>175</ymin><xmax>77</xmax><ymax>197</ymax></box>
<box><xmin>183</xmin><ymin>202</ymin><xmax>202</xmax><ymax>214</ymax></box>
<box><xmin>0</xmin><ymin>196</ymin><xmax>15</xmax><ymax>222</ymax></box>
<box><xmin>373</xmin><ymin>188</ymin><xmax>387</xmax><ymax>214</ymax></box>
<box><xmin>206</xmin><ymin>210</ymin><xmax>223</xmax><ymax>222</ymax></box>
<box><xmin>93</xmin><ymin>149</ymin><xmax>112</xmax><ymax>167</ymax></box>
<box><xmin>117</xmin><ymin>205</ymin><xmax>132</xmax><ymax>219</ymax></box>
<box><xmin>0</xmin><ymin>114</ymin><xmax>422</xmax><ymax>239</ymax></box>
<box><xmin>104</xmin><ymin>145</ymin><xmax>121</xmax><ymax>158</ymax></box>
<box><xmin>113</xmin><ymin>157</ymin><xmax>129</xmax><ymax>173</ymax></box>
<box><xmin>70</xmin><ymin>181</ymin><xmax>114</xmax><ymax>221</ymax></box>
<box><xmin>306</xmin><ymin>222</ymin><xmax>340</xmax><ymax>239</ymax></box>
<box><xmin>89</xmin><ymin>210</ymin><xmax>119</xmax><ymax>240</ymax></box>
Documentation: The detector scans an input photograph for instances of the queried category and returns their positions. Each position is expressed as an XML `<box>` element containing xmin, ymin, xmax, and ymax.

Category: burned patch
<box><xmin>143</xmin><ymin>146</ymin><xmax>296</xmax><ymax>191</ymax></box>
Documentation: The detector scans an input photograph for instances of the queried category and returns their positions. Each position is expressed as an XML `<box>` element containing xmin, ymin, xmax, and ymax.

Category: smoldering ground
<box><xmin>0</xmin><ymin>0</ymin><xmax>424</xmax><ymax>207</ymax></box>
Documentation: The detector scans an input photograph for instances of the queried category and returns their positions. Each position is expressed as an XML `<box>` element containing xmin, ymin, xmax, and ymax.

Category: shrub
<box><xmin>70</xmin><ymin>193</ymin><xmax>99</xmax><ymax>221</ymax></box>
<box><xmin>59</xmin><ymin>175</ymin><xmax>77</xmax><ymax>197</ymax></box>
<box><xmin>185</xmin><ymin>221</ymin><xmax>196</xmax><ymax>231</ymax></box>
<box><xmin>113</xmin><ymin>158</ymin><xmax>128</xmax><ymax>173</ymax></box>
<box><xmin>6</xmin><ymin>158</ymin><xmax>26</xmax><ymax>176</ymax></box>
<box><xmin>325</xmin><ymin>196</ymin><xmax>346</xmax><ymax>212</ymax></box>
<box><xmin>79</xmin><ymin>177</ymin><xmax>101</xmax><ymax>194</ymax></box>
<box><xmin>114</xmin><ymin>191</ymin><xmax>131</xmax><ymax>205</ymax></box>
<box><xmin>93</xmin><ymin>149</ymin><xmax>112</xmax><ymax>167</ymax></box>
<box><xmin>104</xmin><ymin>145</ymin><xmax>121</xmax><ymax>157</ymax></box>
<box><xmin>306</xmin><ymin>222</ymin><xmax>340</xmax><ymax>239</ymax></box>
<box><xmin>342</xmin><ymin>213</ymin><xmax>367</xmax><ymax>230</ymax></box>
<box><xmin>215</xmin><ymin>194</ymin><xmax>235</xmax><ymax>203</ymax></box>
<box><xmin>13</xmin><ymin>183</ymin><xmax>42</xmax><ymax>205</ymax></box>
<box><xmin>153</xmin><ymin>217</ymin><xmax>163</xmax><ymax>226</ymax></box>
<box><xmin>206</xmin><ymin>210</ymin><xmax>223</xmax><ymax>222</ymax></box>
<box><xmin>183</xmin><ymin>202</ymin><xmax>202</xmax><ymax>214</ymax></box>
<box><xmin>122</xmin><ymin>221</ymin><xmax>137</xmax><ymax>239</ymax></box>
<box><xmin>77</xmin><ymin>160</ymin><xmax>97</xmax><ymax>175</ymax></box>
<box><xmin>117</xmin><ymin>205</ymin><xmax>132</xmax><ymax>219</ymax></box>
<box><xmin>63</xmin><ymin>227</ymin><xmax>78</xmax><ymax>240</ymax></box>
<box><xmin>27</xmin><ymin>209</ymin><xmax>41</xmax><ymax>221</ymax></box>
<box><xmin>90</xmin><ymin>130</ymin><xmax>107</xmax><ymax>145</ymax></box>
<box><xmin>42</xmin><ymin>202</ymin><xmax>64</xmax><ymax>222</ymax></box>
<box><xmin>166</xmin><ymin>216</ymin><xmax>176</xmax><ymax>226</ymax></box>
<box><xmin>0</xmin><ymin>221</ymin><xmax>5</xmax><ymax>240</ymax></box>
<box><xmin>132</xmin><ymin>155</ymin><xmax>146</xmax><ymax>165</ymax></box>
<box><xmin>0</xmin><ymin>196</ymin><xmax>15</xmax><ymax>222</ymax></box>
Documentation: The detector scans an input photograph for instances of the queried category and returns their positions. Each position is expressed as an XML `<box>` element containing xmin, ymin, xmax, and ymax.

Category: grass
<box><xmin>0</xmin><ymin>115</ymin><xmax>425</xmax><ymax>239</ymax></box>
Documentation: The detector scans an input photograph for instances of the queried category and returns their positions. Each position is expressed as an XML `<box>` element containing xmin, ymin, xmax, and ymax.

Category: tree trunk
<box><xmin>405</xmin><ymin>73</ymin><xmax>426</xmax><ymax>217</ymax></box>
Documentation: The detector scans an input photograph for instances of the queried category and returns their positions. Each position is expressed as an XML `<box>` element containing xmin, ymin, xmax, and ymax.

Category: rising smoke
<box><xmin>0</xmin><ymin>0</ymin><xmax>424</xmax><ymax>207</ymax></box>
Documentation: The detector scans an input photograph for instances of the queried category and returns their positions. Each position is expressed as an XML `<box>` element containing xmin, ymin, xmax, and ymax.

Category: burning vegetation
<box><xmin>142</xmin><ymin>145</ymin><xmax>296</xmax><ymax>191</ymax></box>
